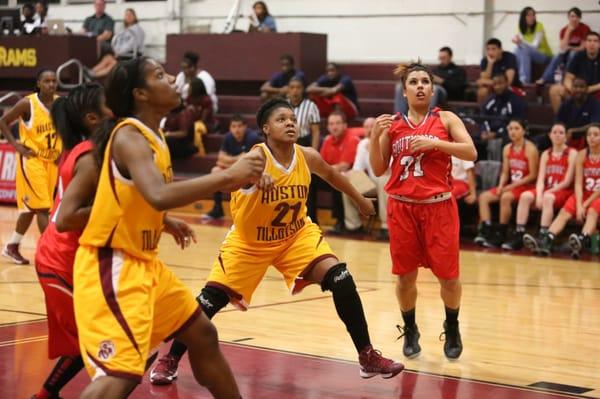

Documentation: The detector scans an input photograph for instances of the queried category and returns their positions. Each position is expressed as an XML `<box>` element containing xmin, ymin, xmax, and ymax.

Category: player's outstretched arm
<box><xmin>411</xmin><ymin>111</ymin><xmax>477</xmax><ymax>161</ymax></box>
<box><xmin>112</xmin><ymin>125</ymin><xmax>265</xmax><ymax>211</ymax></box>
<box><xmin>55</xmin><ymin>153</ymin><xmax>99</xmax><ymax>232</ymax></box>
<box><xmin>301</xmin><ymin>146</ymin><xmax>375</xmax><ymax>216</ymax></box>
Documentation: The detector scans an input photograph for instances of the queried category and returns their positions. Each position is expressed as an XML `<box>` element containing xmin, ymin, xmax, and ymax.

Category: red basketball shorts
<box><xmin>488</xmin><ymin>184</ymin><xmax>535</xmax><ymax>201</ymax></box>
<box><xmin>387</xmin><ymin>196</ymin><xmax>460</xmax><ymax>280</ymax></box>
<box><xmin>451</xmin><ymin>180</ymin><xmax>469</xmax><ymax>199</ymax></box>
<box><xmin>522</xmin><ymin>188</ymin><xmax>572</xmax><ymax>209</ymax></box>
<box><xmin>562</xmin><ymin>194</ymin><xmax>600</xmax><ymax>217</ymax></box>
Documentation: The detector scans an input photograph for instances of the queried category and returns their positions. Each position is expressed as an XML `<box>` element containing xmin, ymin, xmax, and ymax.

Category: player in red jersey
<box><xmin>525</xmin><ymin>124</ymin><xmax>600</xmax><ymax>258</ymax></box>
<box><xmin>474</xmin><ymin>119</ymin><xmax>539</xmax><ymax>248</ymax></box>
<box><xmin>32</xmin><ymin>83</ymin><xmax>111</xmax><ymax>399</ymax></box>
<box><xmin>509</xmin><ymin>123</ymin><xmax>576</xmax><ymax>251</ymax></box>
<box><xmin>369</xmin><ymin>63</ymin><xmax>477</xmax><ymax>360</ymax></box>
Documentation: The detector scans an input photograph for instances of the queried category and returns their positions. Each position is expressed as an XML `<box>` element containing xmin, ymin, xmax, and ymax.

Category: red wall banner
<box><xmin>0</xmin><ymin>143</ymin><xmax>17</xmax><ymax>204</ymax></box>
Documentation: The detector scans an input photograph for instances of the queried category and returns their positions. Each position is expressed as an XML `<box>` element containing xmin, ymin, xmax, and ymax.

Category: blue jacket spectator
<box><xmin>477</xmin><ymin>38</ymin><xmax>522</xmax><ymax>103</ymax></box>
<box><xmin>307</xmin><ymin>63</ymin><xmax>359</xmax><ymax>120</ymax></box>
<box><xmin>260</xmin><ymin>54</ymin><xmax>305</xmax><ymax>101</ymax></box>
<box><xmin>249</xmin><ymin>1</ymin><xmax>276</xmax><ymax>32</ymax></box>
<box><xmin>557</xmin><ymin>77</ymin><xmax>600</xmax><ymax>149</ymax></box>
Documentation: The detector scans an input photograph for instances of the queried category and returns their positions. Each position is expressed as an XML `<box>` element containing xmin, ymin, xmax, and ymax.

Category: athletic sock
<box><xmin>8</xmin><ymin>232</ymin><xmax>23</xmax><ymax>245</ymax></box>
<box><xmin>539</xmin><ymin>226</ymin><xmax>549</xmax><ymax>235</ymax></box>
<box><xmin>401</xmin><ymin>308</ymin><xmax>416</xmax><ymax>328</ymax></box>
<box><xmin>515</xmin><ymin>224</ymin><xmax>526</xmax><ymax>233</ymax></box>
<box><xmin>38</xmin><ymin>356</ymin><xmax>84</xmax><ymax>398</ymax></box>
<box><xmin>168</xmin><ymin>340</ymin><xmax>189</xmax><ymax>361</ymax></box>
<box><xmin>483</xmin><ymin>220</ymin><xmax>492</xmax><ymax>227</ymax></box>
<box><xmin>445</xmin><ymin>306</ymin><xmax>459</xmax><ymax>326</ymax></box>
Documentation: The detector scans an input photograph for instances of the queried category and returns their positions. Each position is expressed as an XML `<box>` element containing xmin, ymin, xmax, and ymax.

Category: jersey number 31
<box><xmin>399</xmin><ymin>154</ymin><xmax>424</xmax><ymax>180</ymax></box>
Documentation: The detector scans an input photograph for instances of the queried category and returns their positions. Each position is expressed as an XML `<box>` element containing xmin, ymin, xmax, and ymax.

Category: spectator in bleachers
<box><xmin>81</xmin><ymin>0</ymin><xmax>114</xmax><ymax>44</ymax></box>
<box><xmin>512</xmin><ymin>6</ymin><xmax>552</xmax><ymax>84</ymax></box>
<box><xmin>451</xmin><ymin>156</ymin><xmax>477</xmax><ymax>204</ymax></box>
<box><xmin>394</xmin><ymin>63</ymin><xmax>445</xmax><ymax>114</ymax></box>
<box><xmin>475</xmin><ymin>119</ymin><xmax>539</xmax><ymax>248</ymax></box>
<box><xmin>342</xmin><ymin>117</ymin><xmax>389</xmax><ymax>240</ymax></box>
<box><xmin>550</xmin><ymin>31</ymin><xmax>600</xmax><ymax>113</ymax></box>
<box><xmin>248</xmin><ymin>1</ymin><xmax>276</xmax><ymax>32</ymax></box>
<box><xmin>21</xmin><ymin>3</ymin><xmax>39</xmax><ymax>35</ymax></box>
<box><xmin>555</xmin><ymin>77</ymin><xmax>600</xmax><ymax>150</ymax></box>
<box><xmin>308</xmin><ymin>63</ymin><xmax>359</xmax><ymax>120</ymax></box>
<box><xmin>164</xmin><ymin>78</ymin><xmax>214</xmax><ymax>159</ymax></box>
<box><xmin>260</xmin><ymin>54</ymin><xmax>305</xmax><ymax>101</ymax></box>
<box><xmin>84</xmin><ymin>42</ymin><xmax>117</xmax><ymax>81</ymax></box>
<box><xmin>514</xmin><ymin>123</ymin><xmax>577</xmax><ymax>251</ymax></box>
<box><xmin>202</xmin><ymin>115</ymin><xmax>263</xmax><ymax>220</ymax></box>
<box><xmin>174</xmin><ymin>51</ymin><xmax>218</xmax><ymax>114</ymax></box>
<box><xmin>307</xmin><ymin>111</ymin><xmax>360</xmax><ymax>232</ymax></box>
<box><xmin>111</xmin><ymin>8</ymin><xmax>145</xmax><ymax>59</ymax></box>
<box><xmin>433</xmin><ymin>46</ymin><xmax>467</xmax><ymax>101</ymax></box>
<box><xmin>476</xmin><ymin>73</ymin><xmax>526</xmax><ymax>159</ymax></box>
<box><xmin>539</xmin><ymin>7</ymin><xmax>590</xmax><ymax>85</ymax></box>
<box><xmin>34</xmin><ymin>0</ymin><xmax>49</xmax><ymax>27</ymax></box>
<box><xmin>286</xmin><ymin>76</ymin><xmax>320</xmax><ymax>149</ymax></box>
<box><xmin>476</xmin><ymin>38</ymin><xmax>521</xmax><ymax>103</ymax></box>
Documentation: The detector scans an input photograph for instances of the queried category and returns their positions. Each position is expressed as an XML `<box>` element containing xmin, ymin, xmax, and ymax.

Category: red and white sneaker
<box><xmin>149</xmin><ymin>354</ymin><xmax>179</xmax><ymax>385</ymax></box>
<box><xmin>359</xmin><ymin>345</ymin><xmax>404</xmax><ymax>379</ymax></box>
<box><xmin>2</xmin><ymin>243</ymin><xmax>30</xmax><ymax>265</ymax></box>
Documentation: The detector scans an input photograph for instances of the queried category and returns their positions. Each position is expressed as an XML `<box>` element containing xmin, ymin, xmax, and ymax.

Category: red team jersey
<box><xmin>36</xmin><ymin>140</ymin><xmax>94</xmax><ymax>274</ymax></box>
<box><xmin>583</xmin><ymin>151</ymin><xmax>600</xmax><ymax>196</ymax></box>
<box><xmin>386</xmin><ymin>109</ymin><xmax>452</xmax><ymax>199</ymax></box>
<box><xmin>507</xmin><ymin>144</ymin><xmax>529</xmax><ymax>183</ymax></box>
<box><xmin>544</xmin><ymin>148</ymin><xmax>572</xmax><ymax>189</ymax></box>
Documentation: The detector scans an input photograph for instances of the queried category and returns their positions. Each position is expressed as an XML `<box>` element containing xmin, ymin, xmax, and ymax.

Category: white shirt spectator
<box><xmin>175</xmin><ymin>71</ymin><xmax>218</xmax><ymax>114</ymax></box>
<box><xmin>352</xmin><ymin>138</ymin><xmax>376</xmax><ymax>179</ymax></box>
<box><xmin>111</xmin><ymin>23</ymin><xmax>145</xmax><ymax>57</ymax></box>
<box><xmin>451</xmin><ymin>156</ymin><xmax>475</xmax><ymax>181</ymax></box>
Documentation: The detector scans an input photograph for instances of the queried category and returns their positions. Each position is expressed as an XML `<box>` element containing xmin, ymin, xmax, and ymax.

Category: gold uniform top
<box><xmin>230</xmin><ymin>143</ymin><xmax>311</xmax><ymax>244</ymax></box>
<box><xmin>79</xmin><ymin>118</ymin><xmax>173</xmax><ymax>261</ymax></box>
<box><xmin>19</xmin><ymin>93</ymin><xmax>62</xmax><ymax>161</ymax></box>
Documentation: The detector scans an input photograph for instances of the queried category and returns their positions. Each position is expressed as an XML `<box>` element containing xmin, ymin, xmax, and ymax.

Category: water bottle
<box><xmin>554</xmin><ymin>65</ymin><xmax>563</xmax><ymax>84</ymax></box>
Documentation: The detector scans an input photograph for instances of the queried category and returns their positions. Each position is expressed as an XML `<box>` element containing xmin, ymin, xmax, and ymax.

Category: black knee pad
<box><xmin>320</xmin><ymin>263</ymin><xmax>356</xmax><ymax>294</ymax></box>
<box><xmin>196</xmin><ymin>286</ymin><xmax>229</xmax><ymax>318</ymax></box>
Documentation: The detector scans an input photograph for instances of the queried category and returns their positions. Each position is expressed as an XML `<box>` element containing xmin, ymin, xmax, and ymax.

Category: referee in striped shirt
<box><xmin>287</xmin><ymin>76</ymin><xmax>321</xmax><ymax>149</ymax></box>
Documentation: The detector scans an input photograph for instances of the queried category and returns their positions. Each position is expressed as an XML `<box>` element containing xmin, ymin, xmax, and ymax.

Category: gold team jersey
<box><xmin>19</xmin><ymin>93</ymin><xmax>62</xmax><ymax>161</ymax></box>
<box><xmin>230</xmin><ymin>143</ymin><xmax>311</xmax><ymax>244</ymax></box>
<box><xmin>79</xmin><ymin>117</ymin><xmax>173</xmax><ymax>260</ymax></box>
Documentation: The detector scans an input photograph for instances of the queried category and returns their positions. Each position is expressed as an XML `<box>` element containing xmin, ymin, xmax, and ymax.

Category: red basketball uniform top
<box><xmin>386</xmin><ymin>109</ymin><xmax>452</xmax><ymax>200</ymax></box>
<box><xmin>543</xmin><ymin>147</ymin><xmax>572</xmax><ymax>189</ymax></box>
<box><xmin>36</xmin><ymin>140</ymin><xmax>94</xmax><ymax>273</ymax></box>
<box><xmin>583</xmin><ymin>150</ymin><xmax>600</xmax><ymax>196</ymax></box>
<box><xmin>507</xmin><ymin>144</ymin><xmax>530</xmax><ymax>183</ymax></box>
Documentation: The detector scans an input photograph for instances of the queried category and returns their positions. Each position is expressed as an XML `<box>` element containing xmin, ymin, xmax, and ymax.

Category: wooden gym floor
<box><xmin>0</xmin><ymin>206</ymin><xmax>598</xmax><ymax>398</ymax></box>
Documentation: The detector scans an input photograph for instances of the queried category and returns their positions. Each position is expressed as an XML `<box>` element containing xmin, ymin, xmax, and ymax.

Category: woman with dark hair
<box><xmin>164</xmin><ymin>77</ymin><xmax>214</xmax><ymax>159</ymax></box>
<box><xmin>249</xmin><ymin>1</ymin><xmax>276</xmax><ymax>32</ymax></box>
<box><xmin>31</xmin><ymin>82</ymin><xmax>111</xmax><ymax>399</ymax></box>
<box><xmin>287</xmin><ymin>76</ymin><xmax>321</xmax><ymax>149</ymax></box>
<box><xmin>150</xmin><ymin>98</ymin><xmax>403</xmax><ymax>386</ymax></box>
<box><xmin>111</xmin><ymin>8</ymin><xmax>145</xmax><ymax>58</ymax></box>
<box><xmin>539</xmin><ymin>7</ymin><xmax>591</xmax><ymax>84</ymax></box>
<box><xmin>475</xmin><ymin>118</ymin><xmax>539</xmax><ymax>248</ymax></box>
<box><xmin>71</xmin><ymin>56</ymin><xmax>261</xmax><ymax>398</ymax></box>
<box><xmin>512</xmin><ymin>6</ymin><xmax>552</xmax><ymax>84</ymax></box>
<box><xmin>0</xmin><ymin>69</ymin><xmax>60</xmax><ymax>265</ymax></box>
<box><xmin>370</xmin><ymin>63</ymin><xmax>477</xmax><ymax>360</ymax></box>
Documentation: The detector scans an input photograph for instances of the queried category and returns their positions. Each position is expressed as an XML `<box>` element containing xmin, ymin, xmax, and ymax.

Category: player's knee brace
<box><xmin>320</xmin><ymin>263</ymin><xmax>356</xmax><ymax>296</ymax></box>
<box><xmin>196</xmin><ymin>286</ymin><xmax>229</xmax><ymax>319</ymax></box>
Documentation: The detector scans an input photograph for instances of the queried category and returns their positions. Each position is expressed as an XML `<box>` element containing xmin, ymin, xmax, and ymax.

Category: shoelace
<box><xmin>395</xmin><ymin>325</ymin><xmax>406</xmax><ymax>341</ymax></box>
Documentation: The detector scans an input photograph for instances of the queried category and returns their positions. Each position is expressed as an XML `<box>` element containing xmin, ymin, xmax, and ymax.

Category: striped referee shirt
<box><xmin>289</xmin><ymin>98</ymin><xmax>320</xmax><ymax>139</ymax></box>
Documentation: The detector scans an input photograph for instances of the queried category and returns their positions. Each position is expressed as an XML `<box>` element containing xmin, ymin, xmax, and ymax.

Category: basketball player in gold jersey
<box><xmin>73</xmin><ymin>57</ymin><xmax>262</xmax><ymax>398</ymax></box>
<box><xmin>151</xmin><ymin>98</ymin><xmax>404</xmax><ymax>385</ymax></box>
<box><xmin>0</xmin><ymin>69</ymin><xmax>61</xmax><ymax>264</ymax></box>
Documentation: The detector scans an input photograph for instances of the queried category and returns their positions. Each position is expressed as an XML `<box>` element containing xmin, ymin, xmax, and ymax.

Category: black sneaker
<box><xmin>377</xmin><ymin>228</ymin><xmax>389</xmax><ymax>241</ymax></box>
<box><xmin>440</xmin><ymin>321</ymin><xmax>462</xmax><ymax>360</ymax></box>
<box><xmin>330</xmin><ymin>220</ymin><xmax>346</xmax><ymax>235</ymax></box>
<box><xmin>501</xmin><ymin>232</ymin><xmax>524</xmax><ymax>250</ymax></box>
<box><xmin>522</xmin><ymin>233</ymin><xmax>540</xmax><ymax>254</ymax></box>
<box><xmin>538</xmin><ymin>233</ymin><xmax>554</xmax><ymax>256</ymax></box>
<box><xmin>474</xmin><ymin>223</ymin><xmax>492</xmax><ymax>245</ymax></box>
<box><xmin>483</xmin><ymin>229</ymin><xmax>504</xmax><ymax>248</ymax></box>
<box><xmin>568</xmin><ymin>234</ymin><xmax>590</xmax><ymax>259</ymax></box>
<box><xmin>202</xmin><ymin>206</ymin><xmax>224</xmax><ymax>220</ymax></box>
<box><xmin>396</xmin><ymin>324</ymin><xmax>421</xmax><ymax>359</ymax></box>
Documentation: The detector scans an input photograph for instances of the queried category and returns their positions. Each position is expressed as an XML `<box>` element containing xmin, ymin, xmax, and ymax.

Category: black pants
<box><xmin>307</xmin><ymin>174</ymin><xmax>344</xmax><ymax>226</ymax></box>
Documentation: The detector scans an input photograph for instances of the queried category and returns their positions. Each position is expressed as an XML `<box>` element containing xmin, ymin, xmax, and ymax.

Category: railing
<box><xmin>56</xmin><ymin>58</ymin><xmax>84</xmax><ymax>90</ymax></box>
<box><xmin>0</xmin><ymin>91</ymin><xmax>21</xmax><ymax>107</ymax></box>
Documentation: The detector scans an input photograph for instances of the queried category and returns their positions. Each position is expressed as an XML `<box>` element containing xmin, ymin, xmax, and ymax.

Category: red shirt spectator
<box><xmin>320</xmin><ymin>128</ymin><xmax>360</xmax><ymax>167</ymax></box>
<box><xmin>560</xmin><ymin>22</ymin><xmax>590</xmax><ymax>48</ymax></box>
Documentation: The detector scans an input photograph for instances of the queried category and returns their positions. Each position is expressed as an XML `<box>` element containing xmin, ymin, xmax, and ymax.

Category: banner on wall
<box><xmin>0</xmin><ymin>143</ymin><xmax>17</xmax><ymax>204</ymax></box>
